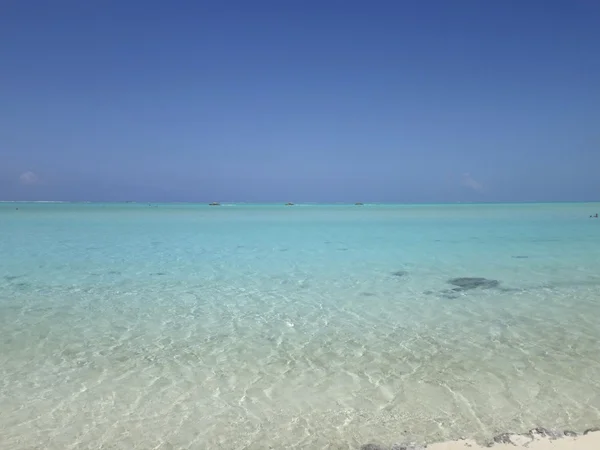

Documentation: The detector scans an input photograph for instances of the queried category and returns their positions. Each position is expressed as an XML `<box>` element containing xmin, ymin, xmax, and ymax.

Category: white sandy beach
<box><xmin>427</xmin><ymin>429</ymin><xmax>600</xmax><ymax>450</ymax></box>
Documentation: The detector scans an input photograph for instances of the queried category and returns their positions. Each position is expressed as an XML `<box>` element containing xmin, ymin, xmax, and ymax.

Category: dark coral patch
<box><xmin>392</xmin><ymin>270</ymin><xmax>408</xmax><ymax>277</ymax></box>
<box><xmin>447</xmin><ymin>277</ymin><xmax>500</xmax><ymax>291</ymax></box>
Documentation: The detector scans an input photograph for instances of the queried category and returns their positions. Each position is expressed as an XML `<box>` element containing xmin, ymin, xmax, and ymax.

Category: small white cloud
<box><xmin>19</xmin><ymin>171</ymin><xmax>40</xmax><ymax>185</ymax></box>
<box><xmin>461</xmin><ymin>173</ymin><xmax>483</xmax><ymax>192</ymax></box>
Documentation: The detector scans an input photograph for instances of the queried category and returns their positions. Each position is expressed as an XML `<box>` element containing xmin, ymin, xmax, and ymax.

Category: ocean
<box><xmin>1</xmin><ymin>202</ymin><xmax>600</xmax><ymax>449</ymax></box>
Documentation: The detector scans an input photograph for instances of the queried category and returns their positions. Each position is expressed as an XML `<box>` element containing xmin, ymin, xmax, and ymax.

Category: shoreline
<box><xmin>362</xmin><ymin>427</ymin><xmax>600</xmax><ymax>450</ymax></box>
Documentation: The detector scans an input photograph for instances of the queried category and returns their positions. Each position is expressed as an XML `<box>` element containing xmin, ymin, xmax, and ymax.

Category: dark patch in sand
<box><xmin>498</xmin><ymin>287</ymin><xmax>522</xmax><ymax>293</ymax></box>
<box><xmin>337</xmin><ymin>248</ymin><xmax>348</xmax><ymax>251</ymax></box>
<box><xmin>392</xmin><ymin>270</ymin><xmax>408</xmax><ymax>277</ymax></box>
<box><xmin>493</xmin><ymin>433</ymin><xmax>515</xmax><ymax>444</ymax></box>
<box><xmin>151</xmin><ymin>272</ymin><xmax>167</xmax><ymax>276</ymax></box>
<box><xmin>529</xmin><ymin>428</ymin><xmax>565</xmax><ymax>439</ymax></box>
<box><xmin>279</xmin><ymin>248</ymin><xmax>289</xmax><ymax>252</ymax></box>
<box><xmin>448</xmin><ymin>277</ymin><xmax>500</xmax><ymax>291</ymax></box>
<box><xmin>360</xmin><ymin>292</ymin><xmax>376</xmax><ymax>297</ymax></box>
<box><xmin>360</xmin><ymin>445</ymin><xmax>386</xmax><ymax>450</ymax></box>
<box><xmin>512</xmin><ymin>255</ymin><xmax>529</xmax><ymax>259</ymax></box>
<box><xmin>107</xmin><ymin>271</ymin><xmax>121</xmax><ymax>275</ymax></box>
<box><xmin>4</xmin><ymin>275</ymin><xmax>22</xmax><ymax>282</ymax></box>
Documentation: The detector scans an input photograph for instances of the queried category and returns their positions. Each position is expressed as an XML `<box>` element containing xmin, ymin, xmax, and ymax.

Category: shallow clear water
<box><xmin>1</xmin><ymin>202</ymin><xmax>600</xmax><ymax>449</ymax></box>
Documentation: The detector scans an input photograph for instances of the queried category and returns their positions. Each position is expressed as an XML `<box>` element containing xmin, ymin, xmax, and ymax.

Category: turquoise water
<box><xmin>1</xmin><ymin>202</ymin><xmax>600</xmax><ymax>449</ymax></box>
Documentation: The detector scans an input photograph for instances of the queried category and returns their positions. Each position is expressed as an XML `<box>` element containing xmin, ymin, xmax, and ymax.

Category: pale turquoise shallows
<box><xmin>1</xmin><ymin>202</ymin><xmax>600</xmax><ymax>449</ymax></box>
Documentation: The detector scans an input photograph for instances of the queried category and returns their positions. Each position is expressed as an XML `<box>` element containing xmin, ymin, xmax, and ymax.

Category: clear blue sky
<box><xmin>1</xmin><ymin>1</ymin><xmax>599</xmax><ymax>202</ymax></box>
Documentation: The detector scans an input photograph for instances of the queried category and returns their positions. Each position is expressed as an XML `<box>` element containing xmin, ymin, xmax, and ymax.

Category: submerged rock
<box><xmin>512</xmin><ymin>255</ymin><xmax>529</xmax><ymax>259</ymax></box>
<box><xmin>360</xmin><ymin>444</ymin><xmax>387</xmax><ymax>450</ymax></box>
<box><xmin>492</xmin><ymin>433</ymin><xmax>514</xmax><ymax>444</ymax></box>
<box><xmin>4</xmin><ymin>275</ymin><xmax>22</xmax><ymax>281</ymax></box>
<box><xmin>448</xmin><ymin>277</ymin><xmax>500</xmax><ymax>291</ymax></box>
<box><xmin>392</xmin><ymin>270</ymin><xmax>408</xmax><ymax>277</ymax></box>
<box><xmin>530</xmin><ymin>427</ymin><xmax>564</xmax><ymax>439</ymax></box>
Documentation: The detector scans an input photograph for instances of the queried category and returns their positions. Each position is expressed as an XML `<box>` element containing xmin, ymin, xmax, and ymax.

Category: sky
<box><xmin>1</xmin><ymin>0</ymin><xmax>599</xmax><ymax>203</ymax></box>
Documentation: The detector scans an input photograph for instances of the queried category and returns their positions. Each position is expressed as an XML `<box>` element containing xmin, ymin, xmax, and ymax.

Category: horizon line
<box><xmin>2</xmin><ymin>200</ymin><xmax>599</xmax><ymax>205</ymax></box>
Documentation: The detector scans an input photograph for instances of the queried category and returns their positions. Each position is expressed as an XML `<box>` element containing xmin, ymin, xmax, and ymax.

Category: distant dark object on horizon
<box><xmin>209</xmin><ymin>202</ymin><xmax>220</xmax><ymax>206</ymax></box>
<box><xmin>590</xmin><ymin>213</ymin><xmax>598</xmax><ymax>218</ymax></box>
<box><xmin>355</xmin><ymin>202</ymin><xmax>364</xmax><ymax>205</ymax></box>
<box><xmin>285</xmin><ymin>202</ymin><xmax>294</xmax><ymax>206</ymax></box>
